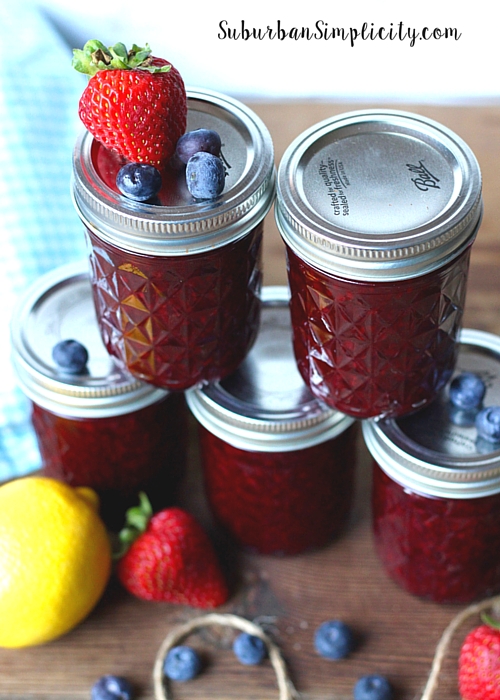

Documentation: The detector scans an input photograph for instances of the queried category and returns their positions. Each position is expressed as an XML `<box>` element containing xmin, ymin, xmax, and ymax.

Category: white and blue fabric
<box><xmin>0</xmin><ymin>2</ymin><xmax>88</xmax><ymax>480</ymax></box>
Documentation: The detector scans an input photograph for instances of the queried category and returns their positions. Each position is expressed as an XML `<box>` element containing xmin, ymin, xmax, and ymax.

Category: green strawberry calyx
<box><xmin>72</xmin><ymin>40</ymin><xmax>172</xmax><ymax>76</ymax></box>
<box><xmin>481</xmin><ymin>611</ymin><xmax>500</xmax><ymax>630</ymax></box>
<box><xmin>113</xmin><ymin>491</ymin><xmax>153</xmax><ymax>560</ymax></box>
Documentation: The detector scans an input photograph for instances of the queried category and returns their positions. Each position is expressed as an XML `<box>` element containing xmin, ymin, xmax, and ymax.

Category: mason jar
<box><xmin>362</xmin><ymin>329</ymin><xmax>500</xmax><ymax>603</ymax></box>
<box><xmin>276</xmin><ymin>110</ymin><xmax>482</xmax><ymax>419</ymax></box>
<box><xmin>72</xmin><ymin>88</ymin><xmax>275</xmax><ymax>391</ymax></box>
<box><xmin>10</xmin><ymin>262</ymin><xmax>186</xmax><ymax>529</ymax></box>
<box><xmin>186</xmin><ymin>286</ymin><xmax>357</xmax><ymax>555</ymax></box>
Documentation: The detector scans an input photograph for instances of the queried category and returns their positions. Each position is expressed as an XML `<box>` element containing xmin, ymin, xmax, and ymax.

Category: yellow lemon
<box><xmin>0</xmin><ymin>476</ymin><xmax>112</xmax><ymax>648</ymax></box>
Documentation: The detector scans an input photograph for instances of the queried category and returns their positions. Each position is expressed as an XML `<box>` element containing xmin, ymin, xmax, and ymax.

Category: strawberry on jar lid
<box><xmin>276</xmin><ymin>109</ymin><xmax>482</xmax><ymax>281</ymax></box>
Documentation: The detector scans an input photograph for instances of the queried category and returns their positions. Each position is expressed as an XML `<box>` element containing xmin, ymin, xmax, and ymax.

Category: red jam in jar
<box><xmin>10</xmin><ymin>263</ymin><xmax>186</xmax><ymax>529</ymax></box>
<box><xmin>187</xmin><ymin>287</ymin><xmax>357</xmax><ymax>555</ymax></box>
<box><xmin>72</xmin><ymin>89</ymin><xmax>275</xmax><ymax>391</ymax></box>
<box><xmin>363</xmin><ymin>329</ymin><xmax>500</xmax><ymax>603</ymax></box>
<box><xmin>276</xmin><ymin>110</ymin><xmax>482</xmax><ymax>419</ymax></box>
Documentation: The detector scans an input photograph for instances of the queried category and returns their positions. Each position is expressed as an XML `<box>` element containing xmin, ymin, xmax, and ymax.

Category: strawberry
<box><xmin>115</xmin><ymin>493</ymin><xmax>229</xmax><ymax>608</ymax></box>
<box><xmin>459</xmin><ymin>615</ymin><xmax>500</xmax><ymax>700</ymax></box>
<box><xmin>73</xmin><ymin>40</ymin><xmax>186</xmax><ymax>167</ymax></box>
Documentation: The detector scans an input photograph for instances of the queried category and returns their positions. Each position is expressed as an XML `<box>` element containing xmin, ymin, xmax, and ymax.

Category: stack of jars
<box><xmin>11</xmin><ymin>92</ymin><xmax>500</xmax><ymax>604</ymax></box>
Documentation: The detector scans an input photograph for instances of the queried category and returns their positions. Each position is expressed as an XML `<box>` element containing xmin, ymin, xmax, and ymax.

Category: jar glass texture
<box><xmin>277</xmin><ymin>110</ymin><xmax>482</xmax><ymax>419</ymax></box>
<box><xmin>286</xmin><ymin>245</ymin><xmax>471</xmax><ymax>419</ymax></box>
<box><xmin>73</xmin><ymin>89</ymin><xmax>275</xmax><ymax>391</ymax></box>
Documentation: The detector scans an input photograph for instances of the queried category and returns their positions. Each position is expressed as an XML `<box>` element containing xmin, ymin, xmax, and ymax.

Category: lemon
<box><xmin>0</xmin><ymin>476</ymin><xmax>112</xmax><ymax>648</ymax></box>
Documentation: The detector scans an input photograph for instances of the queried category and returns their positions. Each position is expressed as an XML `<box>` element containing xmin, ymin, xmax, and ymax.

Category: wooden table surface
<box><xmin>2</xmin><ymin>101</ymin><xmax>500</xmax><ymax>699</ymax></box>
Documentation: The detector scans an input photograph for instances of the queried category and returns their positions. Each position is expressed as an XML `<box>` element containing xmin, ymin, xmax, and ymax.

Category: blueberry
<box><xmin>116</xmin><ymin>163</ymin><xmax>162</xmax><ymax>202</ymax></box>
<box><xmin>163</xmin><ymin>646</ymin><xmax>201</xmax><ymax>682</ymax></box>
<box><xmin>186</xmin><ymin>152</ymin><xmax>225</xmax><ymax>200</ymax></box>
<box><xmin>233</xmin><ymin>632</ymin><xmax>267</xmax><ymax>665</ymax></box>
<box><xmin>449</xmin><ymin>372</ymin><xmax>486</xmax><ymax>410</ymax></box>
<box><xmin>314</xmin><ymin>620</ymin><xmax>354</xmax><ymax>660</ymax></box>
<box><xmin>52</xmin><ymin>339</ymin><xmax>88</xmax><ymax>374</ymax></box>
<box><xmin>476</xmin><ymin>406</ymin><xmax>500</xmax><ymax>443</ymax></box>
<box><xmin>91</xmin><ymin>675</ymin><xmax>134</xmax><ymax>700</ymax></box>
<box><xmin>176</xmin><ymin>129</ymin><xmax>222</xmax><ymax>164</ymax></box>
<box><xmin>353</xmin><ymin>675</ymin><xmax>393</xmax><ymax>700</ymax></box>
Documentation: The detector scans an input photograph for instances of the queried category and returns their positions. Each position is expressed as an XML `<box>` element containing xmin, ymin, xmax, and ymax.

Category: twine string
<box><xmin>153</xmin><ymin>612</ymin><xmax>300</xmax><ymax>700</ymax></box>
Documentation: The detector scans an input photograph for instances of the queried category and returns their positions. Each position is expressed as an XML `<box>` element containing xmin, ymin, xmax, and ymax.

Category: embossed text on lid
<box><xmin>276</xmin><ymin>109</ymin><xmax>482</xmax><ymax>281</ymax></box>
<box><xmin>10</xmin><ymin>262</ymin><xmax>168</xmax><ymax>418</ymax></box>
<box><xmin>362</xmin><ymin>329</ymin><xmax>500</xmax><ymax>498</ymax></box>
<box><xmin>186</xmin><ymin>286</ymin><xmax>354</xmax><ymax>451</ymax></box>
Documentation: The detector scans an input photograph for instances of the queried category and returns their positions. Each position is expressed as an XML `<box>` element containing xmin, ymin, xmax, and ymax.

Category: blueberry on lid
<box><xmin>475</xmin><ymin>406</ymin><xmax>500</xmax><ymax>443</ymax></box>
<box><xmin>186</xmin><ymin>152</ymin><xmax>225</xmax><ymax>200</ymax></box>
<box><xmin>91</xmin><ymin>675</ymin><xmax>134</xmax><ymax>700</ymax></box>
<box><xmin>314</xmin><ymin>619</ymin><xmax>354</xmax><ymax>660</ymax></box>
<box><xmin>176</xmin><ymin>128</ymin><xmax>222</xmax><ymax>164</ymax></box>
<box><xmin>233</xmin><ymin>632</ymin><xmax>267</xmax><ymax>665</ymax></box>
<box><xmin>163</xmin><ymin>645</ymin><xmax>201</xmax><ymax>682</ymax></box>
<box><xmin>353</xmin><ymin>674</ymin><xmax>393</xmax><ymax>700</ymax></box>
<box><xmin>449</xmin><ymin>372</ymin><xmax>486</xmax><ymax>410</ymax></box>
<box><xmin>52</xmin><ymin>339</ymin><xmax>89</xmax><ymax>374</ymax></box>
<box><xmin>116</xmin><ymin>163</ymin><xmax>162</xmax><ymax>202</ymax></box>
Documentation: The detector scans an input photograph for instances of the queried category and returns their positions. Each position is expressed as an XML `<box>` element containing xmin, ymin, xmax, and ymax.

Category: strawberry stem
<box><xmin>113</xmin><ymin>491</ymin><xmax>153</xmax><ymax>560</ymax></box>
<box><xmin>72</xmin><ymin>40</ymin><xmax>172</xmax><ymax>76</ymax></box>
<box><xmin>481</xmin><ymin>611</ymin><xmax>500</xmax><ymax>630</ymax></box>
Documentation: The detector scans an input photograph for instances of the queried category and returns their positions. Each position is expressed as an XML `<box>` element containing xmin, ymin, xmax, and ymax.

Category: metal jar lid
<box><xmin>10</xmin><ymin>262</ymin><xmax>169</xmax><ymax>418</ymax></box>
<box><xmin>72</xmin><ymin>88</ymin><xmax>275</xmax><ymax>256</ymax></box>
<box><xmin>186</xmin><ymin>286</ymin><xmax>354</xmax><ymax>451</ymax></box>
<box><xmin>362</xmin><ymin>329</ymin><xmax>500</xmax><ymax>498</ymax></box>
<box><xmin>276</xmin><ymin>109</ymin><xmax>482</xmax><ymax>281</ymax></box>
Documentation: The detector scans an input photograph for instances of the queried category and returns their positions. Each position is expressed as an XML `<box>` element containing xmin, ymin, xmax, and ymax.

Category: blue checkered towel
<box><xmin>0</xmin><ymin>2</ymin><xmax>88</xmax><ymax>480</ymax></box>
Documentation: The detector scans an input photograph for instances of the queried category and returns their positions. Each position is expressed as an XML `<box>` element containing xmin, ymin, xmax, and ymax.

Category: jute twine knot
<box><xmin>153</xmin><ymin>612</ymin><xmax>300</xmax><ymax>700</ymax></box>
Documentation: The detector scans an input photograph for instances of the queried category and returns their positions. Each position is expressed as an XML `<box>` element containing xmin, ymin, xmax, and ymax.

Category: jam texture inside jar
<box><xmin>363</xmin><ymin>329</ymin><xmax>500</xmax><ymax>603</ymax></box>
<box><xmin>73</xmin><ymin>89</ymin><xmax>275</xmax><ymax>391</ymax></box>
<box><xmin>287</xmin><ymin>246</ymin><xmax>471</xmax><ymax>419</ymax></box>
<box><xmin>87</xmin><ymin>222</ymin><xmax>262</xmax><ymax>391</ymax></box>
<box><xmin>199</xmin><ymin>423</ymin><xmax>357</xmax><ymax>555</ymax></box>
<box><xmin>10</xmin><ymin>262</ymin><xmax>186</xmax><ymax>529</ymax></box>
<box><xmin>187</xmin><ymin>286</ymin><xmax>357</xmax><ymax>556</ymax></box>
<box><xmin>371</xmin><ymin>463</ymin><xmax>500</xmax><ymax>604</ymax></box>
<box><xmin>276</xmin><ymin>109</ymin><xmax>482</xmax><ymax>419</ymax></box>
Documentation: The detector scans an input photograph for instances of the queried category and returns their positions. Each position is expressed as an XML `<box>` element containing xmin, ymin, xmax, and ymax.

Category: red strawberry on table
<box><xmin>115</xmin><ymin>493</ymin><xmax>229</xmax><ymax>608</ymax></box>
<box><xmin>459</xmin><ymin>615</ymin><xmax>500</xmax><ymax>700</ymax></box>
<box><xmin>73</xmin><ymin>40</ymin><xmax>186</xmax><ymax>167</ymax></box>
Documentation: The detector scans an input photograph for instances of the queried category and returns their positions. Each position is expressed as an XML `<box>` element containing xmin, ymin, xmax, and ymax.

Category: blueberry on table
<box><xmin>314</xmin><ymin>619</ymin><xmax>354</xmax><ymax>659</ymax></box>
<box><xmin>91</xmin><ymin>675</ymin><xmax>134</xmax><ymax>700</ymax></box>
<box><xmin>186</xmin><ymin>152</ymin><xmax>225</xmax><ymax>200</ymax></box>
<box><xmin>353</xmin><ymin>674</ymin><xmax>393</xmax><ymax>700</ymax></box>
<box><xmin>163</xmin><ymin>645</ymin><xmax>201</xmax><ymax>681</ymax></box>
<box><xmin>176</xmin><ymin>128</ymin><xmax>222</xmax><ymax>164</ymax></box>
<box><xmin>52</xmin><ymin>339</ymin><xmax>88</xmax><ymax>374</ymax></box>
<box><xmin>449</xmin><ymin>372</ymin><xmax>486</xmax><ymax>410</ymax></box>
<box><xmin>116</xmin><ymin>163</ymin><xmax>162</xmax><ymax>202</ymax></box>
<box><xmin>233</xmin><ymin>632</ymin><xmax>267</xmax><ymax>665</ymax></box>
<box><xmin>476</xmin><ymin>406</ymin><xmax>500</xmax><ymax>442</ymax></box>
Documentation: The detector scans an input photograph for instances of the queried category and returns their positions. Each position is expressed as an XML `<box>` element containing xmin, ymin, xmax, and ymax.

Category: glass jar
<box><xmin>186</xmin><ymin>287</ymin><xmax>357</xmax><ymax>555</ymax></box>
<box><xmin>362</xmin><ymin>329</ymin><xmax>500</xmax><ymax>603</ymax></box>
<box><xmin>10</xmin><ymin>262</ymin><xmax>186</xmax><ymax>530</ymax></box>
<box><xmin>72</xmin><ymin>88</ymin><xmax>275</xmax><ymax>391</ymax></box>
<box><xmin>276</xmin><ymin>110</ymin><xmax>482</xmax><ymax>419</ymax></box>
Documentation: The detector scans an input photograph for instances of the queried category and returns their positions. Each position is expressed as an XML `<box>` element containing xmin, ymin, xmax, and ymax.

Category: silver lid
<box><xmin>276</xmin><ymin>109</ymin><xmax>482</xmax><ymax>281</ymax></box>
<box><xmin>186</xmin><ymin>286</ymin><xmax>354</xmax><ymax>451</ymax></box>
<box><xmin>362</xmin><ymin>329</ymin><xmax>500</xmax><ymax>498</ymax></box>
<box><xmin>72</xmin><ymin>88</ymin><xmax>275</xmax><ymax>256</ymax></box>
<box><xmin>10</xmin><ymin>262</ymin><xmax>169</xmax><ymax>418</ymax></box>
